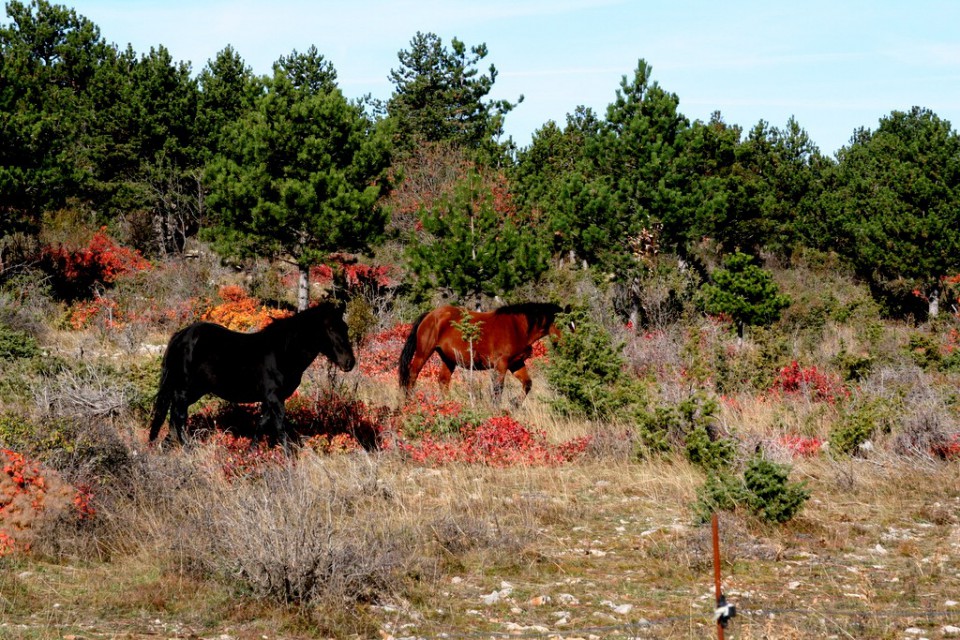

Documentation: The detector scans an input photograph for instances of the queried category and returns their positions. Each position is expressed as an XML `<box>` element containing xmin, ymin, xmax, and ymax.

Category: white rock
<box><xmin>943</xmin><ymin>625</ymin><xmax>960</xmax><ymax>636</ymax></box>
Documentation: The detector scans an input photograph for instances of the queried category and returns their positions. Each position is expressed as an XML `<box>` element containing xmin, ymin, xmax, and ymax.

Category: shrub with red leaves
<box><xmin>397</xmin><ymin>413</ymin><xmax>591</xmax><ymax>468</ymax></box>
<box><xmin>1</xmin><ymin>448</ymin><xmax>94</xmax><ymax>556</ymax></box>
<box><xmin>206</xmin><ymin>432</ymin><xmax>287</xmax><ymax>481</ymax></box>
<box><xmin>396</xmin><ymin>391</ymin><xmax>475</xmax><ymax>439</ymax></box>
<box><xmin>779</xmin><ymin>434</ymin><xmax>824</xmax><ymax>458</ymax></box>
<box><xmin>357</xmin><ymin>323</ymin><xmax>442</xmax><ymax>383</ymax></box>
<box><xmin>285</xmin><ymin>390</ymin><xmax>388</xmax><ymax>450</ymax></box>
<box><xmin>41</xmin><ymin>229</ymin><xmax>151</xmax><ymax>301</ymax></box>
<box><xmin>303</xmin><ymin>433</ymin><xmax>363</xmax><ymax>455</ymax></box>
<box><xmin>201</xmin><ymin>285</ymin><xmax>291</xmax><ymax>332</ymax></box>
<box><xmin>67</xmin><ymin>295</ymin><xmax>123</xmax><ymax>330</ymax></box>
<box><xmin>932</xmin><ymin>433</ymin><xmax>960</xmax><ymax>460</ymax></box>
<box><xmin>770</xmin><ymin>361</ymin><xmax>850</xmax><ymax>403</ymax></box>
<box><xmin>186</xmin><ymin>391</ymin><xmax>387</xmax><ymax>451</ymax></box>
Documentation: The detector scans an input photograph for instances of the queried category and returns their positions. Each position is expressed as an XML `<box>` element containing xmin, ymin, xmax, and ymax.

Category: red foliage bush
<box><xmin>396</xmin><ymin>391</ymin><xmax>473</xmax><ymax>438</ymax></box>
<box><xmin>303</xmin><ymin>433</ymin><xmax>363</xmax><ymax>455</ymax></box>
<box><xmin>285</xmin><ymin>390</ymin><xmax>388</xmax><ymax>450</ymax></box>
<box><xmin>309</xmin><ymin>262</ymin><xmax>395</xmax><ymax>289</ymax></box>
<box><xmin>186</xmin><ymin>390</ymin><xmax>388</xmax><ymax>452</ymax></box>
<box><xmin>931</xmin><ymin>433</ymin><xmax>960</xmax><ymax>460</ymax></box>
<box><xmin>206</xmin><ymin>432</ymin><xmax>287</xmax><ymax>481</ymax></box>
<box><xmin>357</xmin><ymin>323</ymin><xmax>442</xmax><ymax>383</ymax></box>
<box><xmin>67</xmin><ymin>295</ymin><xmax>123</xmax><ymax>330</ymax></box>
<box><xmin>770</xmin><ymin>361</ymin><xmax>850</xmax><ymax>403</ymax></box>
<box><xmin>397</xmin><ymin>412</ymin><xmax>591</xmax><ymax>468</ymax></box>
<box><xmin>1</xmin><ymin>449</ymin><xmax>94</xmax><ymax>556</ymax></box>
<box><xmin>201</xmin><ymin>285</ymin><xmax>291</xmax><ymax>332</ymax></box>
<box><xmin>779</xmin><ymin>434</ymin><xmax>824</xmax><ymax>458</ymax></box>
<box><xmin>41</xmin><ymin>229</ymin><xmax>151</xmax><ymax>300</ymax></box>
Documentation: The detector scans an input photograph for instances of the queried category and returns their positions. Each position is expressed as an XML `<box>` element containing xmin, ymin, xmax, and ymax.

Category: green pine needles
<box><xmin>544</xmin><ymin>308</ymin><xmax>645</xmax><ymax>419</ymax></box>
<box><xmin>694</xmin><ymin>455</ymin><xmax>810</xmax><ymax>524</ymax></box>
<box><xmin>700</xmin><ymin>252</ymin><xmax>791</xmax><ymax>340</ymax></box>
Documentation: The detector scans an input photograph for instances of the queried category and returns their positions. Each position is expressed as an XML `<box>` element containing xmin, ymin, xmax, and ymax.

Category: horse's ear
<box><xmin>563</xmin><ymin>304</ymin><xmax>572</xmax><ymax>314</ymax></box>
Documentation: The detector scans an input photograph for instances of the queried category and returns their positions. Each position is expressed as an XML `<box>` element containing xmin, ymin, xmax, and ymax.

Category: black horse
<box><xmin>148</xmin><ymin>301</ymin><xmax>355</xmax><ymax>450</ymax></box>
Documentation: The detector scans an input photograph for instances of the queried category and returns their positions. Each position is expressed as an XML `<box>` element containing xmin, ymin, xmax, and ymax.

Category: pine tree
<box><xmin>700</xmin><ymin>252</ymin><xmax>790</xmax><ymax>341</ymax></box>
<box><xmin>206</xmin><ymin>49</ymin><xmax>391</xmax><ymax>309</ymax></box>
<box><xmin>408</xmin><ymin>170</ymin><xmax>548</xmax><ymax>308</ymax></box>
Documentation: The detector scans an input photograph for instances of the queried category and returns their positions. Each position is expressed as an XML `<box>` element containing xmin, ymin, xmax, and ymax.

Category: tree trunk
<box><xmin>297</xmin><ymin>265</ymin><xmax>310</xmax><ymax>311</ymax></box>
<box><xmin>929</xmin><ymin>287</ymin><xmax>940</xmax><ymax>318</ymax></box>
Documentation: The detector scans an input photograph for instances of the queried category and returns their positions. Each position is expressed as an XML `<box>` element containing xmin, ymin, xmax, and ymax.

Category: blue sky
<box><xmin>67</xmin><ymin>0</ymin><xmax>960</xmax><ymax>156</ymax></box>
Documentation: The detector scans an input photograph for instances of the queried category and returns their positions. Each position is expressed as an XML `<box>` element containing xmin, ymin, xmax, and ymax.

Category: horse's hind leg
<box><xmin>402</xmin><ymin>353</ymin><xmax>431</xmax><ymax>399</ymax></box>
<box><xmin>437</xmin><ymin>352</ymin><xmax>457</xmax><ymax>395</ymax></box>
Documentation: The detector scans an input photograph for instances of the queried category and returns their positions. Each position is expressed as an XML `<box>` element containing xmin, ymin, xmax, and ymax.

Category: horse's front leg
<box><xmin>260</xmin><ymin>392</ymin><xmax>289</xmax><ymax>454</ymax></box>
<box><xmin>508</xmin><ymin>363</ymin><xmax>533</xmax><ymax>408</ymax></box>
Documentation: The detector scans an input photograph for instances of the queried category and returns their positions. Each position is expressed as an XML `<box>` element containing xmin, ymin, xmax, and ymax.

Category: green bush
<box><xmin>830</xmin><ymin>399</ymin><xmax>891</xmax><ymax>456</ymax></box>
<box><xmin>636</xmin><ymin>392</ymin><xmax>733</xmax><ymax>470</ymax></box>
<box><xmin>545</xmin><ymin>308</ymin><xmax>645</xmax><ymax>419</ymax></box>
<box><xmin>0</xmin><ymin>323</ymin><xmax>40</xmax><ymax>360</ymax></box>
<box><xmin>693</xmin><ymin>470</ymin><xmax>747</xmax><ymax>523</ymax></box>
<box><xmin>907</xmin><ymin>333</ymin><xmax>940</xmax><ymax>370</ymax></box>
<box><xmin>684</xmin><ymin>425</ymin><xmax>735</xmax><ymax>472</ymax></box>
<box><xmin>0</xmin><ymin>411</ymin><xmax>76</xmax><ymax>460</ymax></box>
<box><xmin>832</xmin><ymin>349</ymin><xmax>874</xmax><ymax>382</ymax></box>
<box><xmin>0</xmin><ymin>410</ymin><xmax>132</xmax><ymax>480</ymax></box>
<box><xmin>699</xmin><ymin>252</ymin><xmax>790</xmax><ymax>339</ymax></box>
<box><xmin>693</xmin><ymin>454</ymin><xmax>809</xmax><ymax>524</ymax></box>
<box><xmin>742</xmin><ymin>456</ymin><xmax>810</xmax><ymax>523</ymax></box>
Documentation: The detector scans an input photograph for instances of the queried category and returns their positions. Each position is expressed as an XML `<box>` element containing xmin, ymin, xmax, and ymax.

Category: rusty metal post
<box><xmin>712</xmin><ymin>512</ymin><xmax>725</xmax><ymax>640</ymax></box>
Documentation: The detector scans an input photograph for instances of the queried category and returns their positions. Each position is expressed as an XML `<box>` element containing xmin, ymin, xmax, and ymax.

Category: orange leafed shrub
<box><xmin>201</xmin><ymin>285</ymin><xmax>291</xmax><ymax>331</ymax></box>
<box><xmin>1</xmin><ymin>449</ymin><xmax>94</xmax><ymax>556</ymax></box>
<box><xmin>67</xmin><ymin>295</ymin><xmax>123</xmax><ymax>330</ymax></box>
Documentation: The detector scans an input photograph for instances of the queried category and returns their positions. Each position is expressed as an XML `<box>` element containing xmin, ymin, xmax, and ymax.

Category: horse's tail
<box><xmin>398</xmin><ymin>311</ymin><xmax>429</xmax><ymax>391</ymax></box>
<box><xmin>148</xmin><ymin>337</ymin><xmax>179</xmax><ymax>442</ymax></box>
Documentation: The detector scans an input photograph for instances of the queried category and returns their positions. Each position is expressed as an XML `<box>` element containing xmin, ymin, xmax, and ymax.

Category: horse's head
<box><xmin>315</xmin><ymin>302</ymin><xmax>356</xmax><ymax>372</ymax></box>
<box><xmin>548</xmin><ymin>304</ymin><xmax>575</xmax><ymax>343</ymax></box>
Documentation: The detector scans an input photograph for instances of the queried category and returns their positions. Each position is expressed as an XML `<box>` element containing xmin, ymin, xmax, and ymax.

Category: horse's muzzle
<box><xmin>339</xmin><ymin>353</ymin><xmax>357</xmax><ymax>372</ymax></box>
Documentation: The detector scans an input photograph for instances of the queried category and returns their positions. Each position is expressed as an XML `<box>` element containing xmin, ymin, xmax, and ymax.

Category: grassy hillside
<box><xmin>1</xmin><ymin>238</ymin><xmax>960</xmax><ymax>639</ymax></box>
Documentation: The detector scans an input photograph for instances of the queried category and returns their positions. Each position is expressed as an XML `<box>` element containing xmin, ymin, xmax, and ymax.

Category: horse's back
<box><xmin>163</xmin><ymin>322</ymin><xmax>271</xmax><ymax>400</ymax></box>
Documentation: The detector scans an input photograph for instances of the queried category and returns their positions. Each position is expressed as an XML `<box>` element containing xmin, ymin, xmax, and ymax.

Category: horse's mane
<box><xmin>494</xmin><ymin>302</ymin><xmax>562</xmax><ymax>331</ymax></box>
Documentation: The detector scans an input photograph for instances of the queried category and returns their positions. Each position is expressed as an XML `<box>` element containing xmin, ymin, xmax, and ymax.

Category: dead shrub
<box><xmin>32</xmin><ymin>361</ymin><xmax>135</xmax><ymax>422</ymax></box>
<box><xmin>171</xmin><ymin>453</ymin><xmax>420</xmax><ymax>607</ymax></box>
<box><xmin>858</xmin><ymin>365</ymin><xmax>960</xmax><ymax>458</ymax></box>
<box><xmin>429</xmin><ymin>512</ymin><xmax>524</xmax><ymax>557</ymax></box>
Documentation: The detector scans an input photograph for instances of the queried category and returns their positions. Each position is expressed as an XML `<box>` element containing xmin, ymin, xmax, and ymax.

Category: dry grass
<box><xmin>4</xmin><ymin>423</ymin><xmax>960</xmax><ymax>638</ymax></box>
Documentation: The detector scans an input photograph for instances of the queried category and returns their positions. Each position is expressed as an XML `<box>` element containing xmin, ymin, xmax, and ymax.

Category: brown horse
<box><xmin>398</xmin><ymin>302</ymin><xmax>564</xmax><ymax>404</ymax></box>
